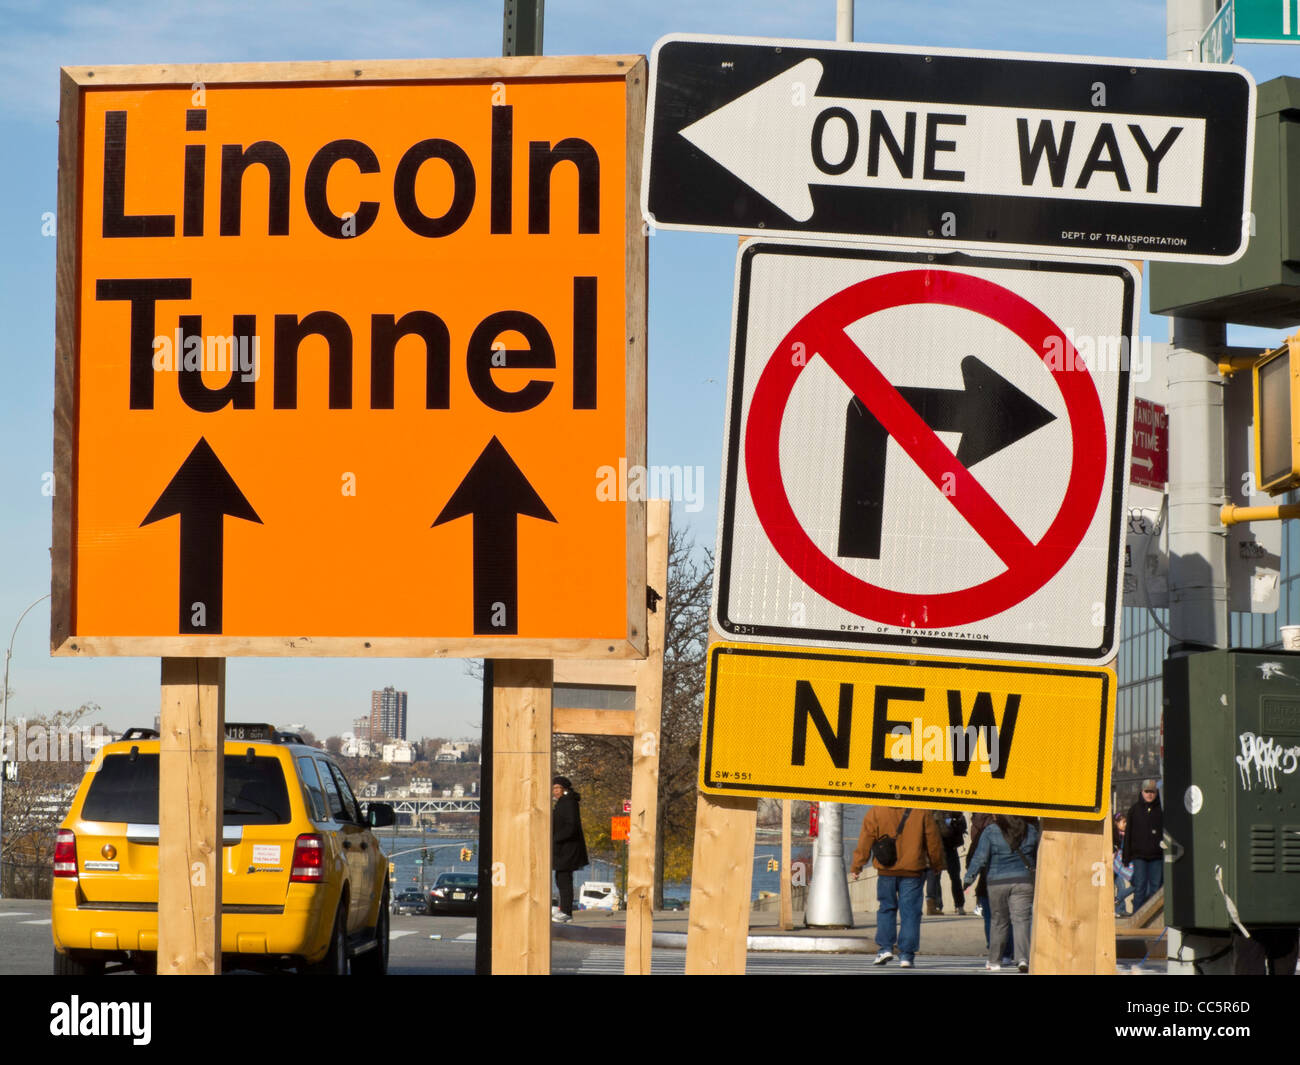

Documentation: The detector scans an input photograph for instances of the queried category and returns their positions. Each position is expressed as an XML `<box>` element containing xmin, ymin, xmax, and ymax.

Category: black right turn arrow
<box><xmin>838</xmin><ymin>356</ymin><xmax>1056</xmax><ymax>560</ymax></box>
<box><xmin>141</xmin><ymin>437</ymin><xmax>262</xmax><ymax>634</ymax></box>
<box><xmin>432</xmin><ymin>437</ymin><xmax>557</xmax><ymax>635</ymax></box>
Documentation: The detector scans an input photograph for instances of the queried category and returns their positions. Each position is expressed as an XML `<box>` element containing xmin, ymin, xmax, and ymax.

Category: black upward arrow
<box><xmin>140</xmin><ymin>437</ymin><xmax>262</xmax><ymax>633</ymax></box>
<box><xmin>432</xmin><ymin>437</ymin><xmax>557</xmax><ymax>635</ymax></box>
<box><xmin>838</xmin><ymin>356</ymin><xmax>1056</xmax><ymax>559</ymax></box>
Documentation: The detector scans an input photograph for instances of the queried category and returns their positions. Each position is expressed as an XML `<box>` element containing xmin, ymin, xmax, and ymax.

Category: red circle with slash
<box><xmin>744</xmin><ymin>269</ymin><xmax>1107</xmax><ymax>630</ymax></box>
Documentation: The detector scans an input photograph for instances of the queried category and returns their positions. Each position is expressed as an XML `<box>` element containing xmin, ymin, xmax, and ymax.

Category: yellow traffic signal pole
<box><xmin>1220</xmin><ymin>503</ymin><xmax>1300</xmax><ymax>525</ymax></box>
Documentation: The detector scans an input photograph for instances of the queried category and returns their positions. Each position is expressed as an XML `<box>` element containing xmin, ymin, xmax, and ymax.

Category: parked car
<box><xmin>391</xmin><ymin>890</ymin><xmax>427</xmax><ymax>916</ymax></box>
<box><xmin>578</xmin><ymin>880</ymin><xmax>621</xmax><ymax>911</ymax></box>
<box><xmin>52</xmin><ymin>723</ymin><xmax>395</xmax><ymax>975</ymax></box>
<box><xmin>427</xmin><ymin>872</ymin><xmax>478</xmax><ymax>915</ymax></box>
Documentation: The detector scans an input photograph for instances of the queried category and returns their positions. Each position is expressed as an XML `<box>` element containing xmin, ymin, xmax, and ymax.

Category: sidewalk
<box><xmin>552</xmin><ymin>906</ymin><xmax>991</xmax><ymax>955</ymax></box>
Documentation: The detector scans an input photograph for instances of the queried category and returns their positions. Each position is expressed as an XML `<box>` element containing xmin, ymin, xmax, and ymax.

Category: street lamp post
<box><xmin>0</xmin><ymin>593</ymin><xmax>52</xmax><ymax>900</ymax></box>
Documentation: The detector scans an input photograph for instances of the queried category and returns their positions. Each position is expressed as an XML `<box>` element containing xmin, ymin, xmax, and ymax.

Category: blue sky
<box><xmin>0</xmin><ymin>0</ymin><xmax>1294</xmax><ymax>740</ymax></box>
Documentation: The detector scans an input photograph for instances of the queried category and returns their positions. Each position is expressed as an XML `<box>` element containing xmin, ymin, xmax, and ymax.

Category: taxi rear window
<box><xmin>82</xmin><ymin>754</ymin><xmax>292</xmax><ymax>825</ymax></box>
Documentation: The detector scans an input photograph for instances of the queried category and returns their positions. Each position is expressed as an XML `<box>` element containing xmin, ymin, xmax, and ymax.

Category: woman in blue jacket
<box><xmin>962</xmin><ymin>815</ymin><xmax>1038</xmax><ymax>972</ymax></box>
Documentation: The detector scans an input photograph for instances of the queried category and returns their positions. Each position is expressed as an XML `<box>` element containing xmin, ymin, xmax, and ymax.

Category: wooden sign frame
<box><xmin>52</xmin><ymin>56</ymin><xmax>647</xmax><ymax>660</ymax></box>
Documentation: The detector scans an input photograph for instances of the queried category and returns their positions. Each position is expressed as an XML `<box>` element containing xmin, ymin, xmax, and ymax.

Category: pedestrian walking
<box><xmin>925</xmin><ymin>810</ymin><xmax>967</xmax><ymax>915</ymax></box>
<box><xmin>1122</xmin><ymin>780</ymin><xmax>1163</xmax><ymax>912</ymax></box>
<box><xmin>963</xmin><ymin>814</ymin><xmax>1038</xmax><ymax>972</ymax></box>
<box><xmin>551</xmin><ymin>775</ymin><xmax>588</xmax><ymax>923</ymax></box>
<box><xmin>850</xmin><ymin>805</ymin><xmax>944</xmax><ymax>968</ymax></box>
<box><xmin>1113</xmin><ymin>813</ymin><xmax>1135</xmax><ymax>917</ymax></box>
<box><xmin>968</xmin><ymin>812</ymin><xmax>1013</xmax><ymax>963</ymax></box>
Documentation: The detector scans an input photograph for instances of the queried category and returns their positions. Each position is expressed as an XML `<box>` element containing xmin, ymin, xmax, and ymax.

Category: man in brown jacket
<box><xmin>849</xmin><ymin>806</ymin><xmax>945</xmax><ymax>967</ymax></box>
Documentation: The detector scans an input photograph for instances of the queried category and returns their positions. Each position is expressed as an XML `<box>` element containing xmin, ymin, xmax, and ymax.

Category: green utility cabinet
<box><xmin>1149</xmin><ymin>78</ymin><xmax>1300</xmax><ymax>327</ymax></box>
<box><xmin>1164</xmin><ymin>649</ymin><xmax>1300</xmax><ymax>931</ymax></box>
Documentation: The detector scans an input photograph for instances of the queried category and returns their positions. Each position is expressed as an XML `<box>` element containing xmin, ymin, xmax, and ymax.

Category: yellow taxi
<box><xmin>51</xmin><ymin>723</ymin><xmax>394</xmax><ymax>974</ymax></box>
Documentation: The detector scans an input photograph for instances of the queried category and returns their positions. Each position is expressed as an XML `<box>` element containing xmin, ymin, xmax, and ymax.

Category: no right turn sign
<box><xmin>715</xmin><ymin>242</ymin><xmax>1138</xmax><ymax>664</ymax></box>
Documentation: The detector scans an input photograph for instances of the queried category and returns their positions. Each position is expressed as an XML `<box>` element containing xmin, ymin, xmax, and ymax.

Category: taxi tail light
<box><xmin>53</xmin><ymin>830</ymin><xmax>78</xmax><ymax>877</ymax></box>
<box><xmin>290</xmin><ymin>834</ymin><xmax>324</xmax><ymax>882</ymax></box>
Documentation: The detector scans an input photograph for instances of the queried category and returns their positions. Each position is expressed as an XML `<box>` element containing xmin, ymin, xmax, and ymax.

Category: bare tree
<box><xmin>554</xmin><ymin>523</ymin><xmax>712</xmax><ymax>906</ymax></box>
<box><xmin>652</xmin><ymin>524</ymin><xmax>712</xmax><ymax>905</ymax></box>
<box><xmin>1</xmin><ymin>704</ymin><xmax>102</xmax><ymax>898</ymax></box>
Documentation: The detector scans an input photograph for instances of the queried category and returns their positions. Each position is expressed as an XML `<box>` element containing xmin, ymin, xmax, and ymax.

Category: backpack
<box><xmin>870</xmin><ymin>809</ymin><xmax>912</xmax><ymax>867</ymax></box>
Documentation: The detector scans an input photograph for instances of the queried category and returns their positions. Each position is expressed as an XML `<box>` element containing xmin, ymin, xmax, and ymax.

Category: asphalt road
<box><xmin>4</xmin><ymin>897</ymin><xmax>1014</xmax><ymax>975</ymax></box>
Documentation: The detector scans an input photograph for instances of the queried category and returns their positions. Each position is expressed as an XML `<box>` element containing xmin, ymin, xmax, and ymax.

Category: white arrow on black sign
<box><xmin>643</xmin><ymin>35</ymin><xmax>1255</xmax><ymax>263</ymax></box>
<box><xmin>680</xmin><ymin>57</ymin><xmax>1203</xmax><ymax>221</ymax></box>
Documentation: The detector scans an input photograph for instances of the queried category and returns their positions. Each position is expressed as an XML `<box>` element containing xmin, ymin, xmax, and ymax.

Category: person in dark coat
<box><xmin>1122</xmin><ymin>779</ymin><xmax>1164</xmax><ymax>911</ymax></box>
<box><xmin>552</xmin><ymin>776</ymin><xmax>588</xmax><ymax>923</ymax></box>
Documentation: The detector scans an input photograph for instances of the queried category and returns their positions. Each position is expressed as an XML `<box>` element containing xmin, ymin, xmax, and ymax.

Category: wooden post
<box><xmin>1094</xmin><ymin>792</ymin><xmax>1117</xmax><ymax>973</ymax></box>
<box><xmin>1030</xmin><ymin>803</ymin><xmax>1116</xmax><ymax>974</ymax></box>
<box><xmin>158</xmin><ymin>658</ymin><xmax>225</xmax><ymax>975</ymax></box>
<box><xmin>779</xmin><ymin>800</ymin><xmax>793</xmax><ymax>931</ymax></box>
<box><xmin>684</xmin><ymin>792</ymin><xmax>758</xmax><ymax>974</ymax></box>
<box><xmin>492</xmin><ymin>658</ymin><xmax>553</xmax><ymax>975</ymax></box>
<box><xmin>624</xmin><ymin>499</ymin><xmax>668</xmax><ymax>974</ymax></box>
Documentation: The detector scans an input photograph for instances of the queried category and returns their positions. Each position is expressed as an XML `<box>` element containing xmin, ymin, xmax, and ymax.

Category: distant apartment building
<box><xmin>352</xmin><ymin>715</ymin><xmax>371</xmax><ymax>741</ymax></box>
<box><xmin>409</xmin><ymin>777</ymin><xmax>434</xmax><ymax>797</ymax></box>
<box><xmin>341</xmin><ymin>734</ymin><xmax>373</xmax><ymax>759</ymax></box>
<box><xmin>371</xmin><ymin>687</ymin><xmax>408</xmax><ymax>741</ymax></box>
<box><xmin>381</xmin><ymin>740</ymin><xmax>415</xmax><ymax>764</ymax></box>
<box><xmin>435</xmin><ymin>741</ymin><xmax>474</xmax><ymax>763</ymax></box>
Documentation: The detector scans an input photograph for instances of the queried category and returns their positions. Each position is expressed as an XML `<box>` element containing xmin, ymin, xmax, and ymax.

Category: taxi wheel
<box><xmin>352</xmin><ymin>886</ymin><xmax>389</xmax><ymax>976</ymax></box>
<box><xmin>304</xmin><ymin>902</ymin><xmax>348</xmax><ymax>975</ymax></box>
<box><xmin>53</xmin><ymin>949</ymin><xmax>105</xmax><ymax>976</ymax></box>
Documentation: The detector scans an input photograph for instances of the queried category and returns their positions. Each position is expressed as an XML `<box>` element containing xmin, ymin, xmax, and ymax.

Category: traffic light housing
<box><xmin>1253</xmin><ymin>335</ymin><xmax>1300</xmax><ymax>494</ymax></box>
<box><xmin>460</xmin><ymin>847</ymin><xmax>472</xmax><ymax>862</ymax></box>
<box><xmin>1150</xmin><ymin>78</ymin><xmax>1300</xmax><ymax>328</ymax></box>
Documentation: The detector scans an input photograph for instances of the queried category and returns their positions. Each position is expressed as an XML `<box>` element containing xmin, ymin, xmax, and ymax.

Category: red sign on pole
<box><xmin>1130</xmin><ymin>399</ymin><xmax>1169</xmax><ymax>489</ymax></box>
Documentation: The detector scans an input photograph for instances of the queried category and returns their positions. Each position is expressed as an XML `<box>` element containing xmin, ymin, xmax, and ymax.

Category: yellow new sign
<box><xmin>701</xmin><ymin>643</ymin><xmax>1114</xmax><ymax>819</ymax></box>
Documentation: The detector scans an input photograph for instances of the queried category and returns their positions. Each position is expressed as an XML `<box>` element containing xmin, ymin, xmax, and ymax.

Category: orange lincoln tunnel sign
<box><xmin>52</xmin><ymin>57</ymin><xmax>647</xmax><ymax>658</ymax></box>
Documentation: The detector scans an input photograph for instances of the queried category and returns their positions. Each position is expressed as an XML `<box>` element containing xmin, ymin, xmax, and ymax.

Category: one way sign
<box><xmin>644</xmin><ymin>35</ymin><xmax>1255</xmax><ymax>263</ymax></box>
<box><xmin>715</xmin><ymin>242</ymin><xmax>1137</xmax><ymax>664</ymax></box>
